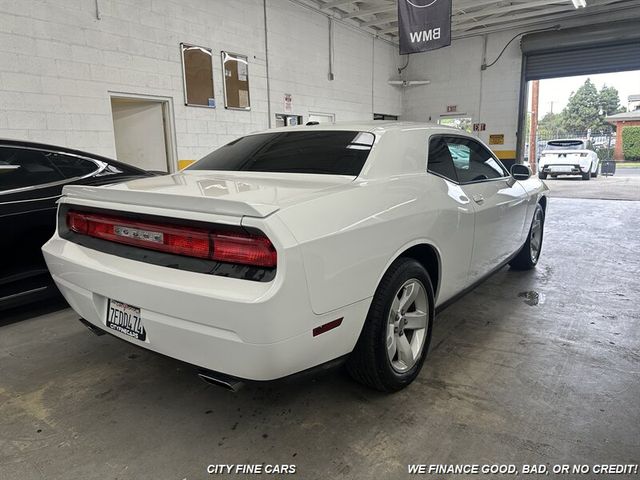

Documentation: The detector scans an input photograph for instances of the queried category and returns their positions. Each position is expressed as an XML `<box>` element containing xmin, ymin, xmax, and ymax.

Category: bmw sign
<box><xmin>398</xmin><ymin>0</ymin><xmax>452</xmax><ymax>55</ymax></box>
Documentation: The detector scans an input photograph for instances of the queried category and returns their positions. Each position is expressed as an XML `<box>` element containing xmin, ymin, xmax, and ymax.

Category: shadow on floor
<box><xmin>0</xmin><ymin>296</ymin><xmax>68</xmax><ymax>328</ymax></box>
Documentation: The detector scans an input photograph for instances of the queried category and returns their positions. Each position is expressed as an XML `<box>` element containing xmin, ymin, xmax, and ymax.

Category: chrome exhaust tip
<box><xmin>79</xmin><ymin>318</ymin><xmax>106</xmax><ymax>336</ymax></box>
<box><xmin>197</xmin><ymin>371</ymin><xmax>244</xmax><ymax>392</ymax></box>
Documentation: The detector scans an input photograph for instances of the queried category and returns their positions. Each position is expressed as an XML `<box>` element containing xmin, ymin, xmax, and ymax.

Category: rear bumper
<box><xmin>42</xmin><ymin>235</ymin><xmax>369</xmax><ymax>381</ymax></box>
<box><xmin>539</xmin><ymin>163</ymin><xmax>589</xmax><ymax>175</ymax></box>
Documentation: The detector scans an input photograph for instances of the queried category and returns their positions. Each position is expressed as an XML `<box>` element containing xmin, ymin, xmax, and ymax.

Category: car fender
<box><xmin>513</xmin><ymin>177</ymin><xmax>549</xmax><ymax>238</ymax></box>
<box><xmin>340</xmin><ymin>238</ymin><xmax>443</xmax><ymax>347</ymax></box>
<box><xmin>275</xmin><ymin>180</ymin><xmax>434</xmax><ymax>315</ymax></box>
<box><xmin>373</xmin><ymin>238</ymin><xmax>443</xmax><ymax>303</ymax></box>
<box><xmin>276</xmin><ymin>174</ymin><xmax>474</xmax><ymax>315</ymax></box>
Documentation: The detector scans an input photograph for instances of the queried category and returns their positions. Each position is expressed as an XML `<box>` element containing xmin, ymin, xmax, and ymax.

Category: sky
<box><xmin>532</xmin><ymin>70</ymin><xmax>640</xmax><ymax>119</ymax></box>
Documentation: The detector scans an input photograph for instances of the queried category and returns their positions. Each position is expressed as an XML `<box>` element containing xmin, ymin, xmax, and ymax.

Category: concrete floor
<box><xmin>616</xmin><ymin>167</ymin><xmax>640</xmax><ymax>177</ymax></box>
<box><xmin>1</xmin><ymin>197</ymin><xmax>639</xmax><ymax>480</ymax></box>
<box><xmin>545</xmin><ymin>168</ymin><xmax>640</xmax><ymax>201</ymax></box>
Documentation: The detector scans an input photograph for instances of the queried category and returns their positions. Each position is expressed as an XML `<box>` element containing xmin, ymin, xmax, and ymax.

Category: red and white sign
<box><xmin>284</xmin><ymin>93</ymin><xmax>292</xmax><ymax>113</ymax></box>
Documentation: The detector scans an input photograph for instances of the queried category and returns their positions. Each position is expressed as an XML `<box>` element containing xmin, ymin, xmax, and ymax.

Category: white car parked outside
<box><xmin>43</xmin><ymin>122</ymin><xmax>548</xmax><ymax>392</ymax></box>
<box><xmin>538</xmin><ymin>139</ymin><xmax>599</xmax><ymax>180</ymax></box>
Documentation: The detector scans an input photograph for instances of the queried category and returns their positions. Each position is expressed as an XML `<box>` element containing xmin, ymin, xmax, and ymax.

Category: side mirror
<box><xmin>511</xmin><ymin>164</ymin><xmax>531</xmax><ymax>180</ymax></box>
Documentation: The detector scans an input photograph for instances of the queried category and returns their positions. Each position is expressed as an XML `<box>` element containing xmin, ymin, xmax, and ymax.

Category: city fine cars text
<box><xmin>407</xmin><ymin>464</ymin><xmax>639</xmax><ymax>475</ymax></box>
<box><xmin>207</xmin><ymin>464</ymin><xmax>296</xmax><ymax>475</ymax></box>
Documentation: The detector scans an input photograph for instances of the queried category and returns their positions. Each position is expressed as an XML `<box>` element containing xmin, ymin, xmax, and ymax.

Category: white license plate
<box><xmin>550</xmin><ymin>166</ymin><xmax>572</xmax><ymax>173</ymax></box>
<box><xmin>106</xmin><ymin>300</ymin><xmax>146</xmax><ymax>341</ymax></box>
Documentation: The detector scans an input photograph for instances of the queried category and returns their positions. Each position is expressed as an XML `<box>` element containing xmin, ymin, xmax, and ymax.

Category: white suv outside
<box><xmin>538</xmin><ymin>139</ymin><xmax>599</xmax><ymax>180</ymax></box>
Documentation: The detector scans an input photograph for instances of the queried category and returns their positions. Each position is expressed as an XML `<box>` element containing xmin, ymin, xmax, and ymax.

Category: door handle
<box><xmin>472</xmin><ymin>194</ymin><xmax>484</xmax><ymax>205</ymax></box>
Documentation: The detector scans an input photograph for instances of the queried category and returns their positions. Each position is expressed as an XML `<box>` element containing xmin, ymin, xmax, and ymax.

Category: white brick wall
<box><xmin>402</xmin><ymin>29</ymin><xmax>523</xmax><ymax>155</ymax></box>
<box><xmin>0</xmin><ymin>0</ymin><xmax>402</xmax><ymax>165</ymax></box>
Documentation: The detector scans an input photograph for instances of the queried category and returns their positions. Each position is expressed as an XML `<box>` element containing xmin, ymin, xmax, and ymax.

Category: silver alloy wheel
<box><xmin>530</xmin><ymin>208</ymin><xmax>543</xmax><ymax>262</ymax></box>
<box><xmin>386</xmin><ymin>278</ymin><xmax>429</xmax><ymax>373</ymax></box>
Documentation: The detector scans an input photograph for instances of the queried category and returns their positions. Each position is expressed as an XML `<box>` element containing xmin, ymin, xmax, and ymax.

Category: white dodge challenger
<box><xmin>42</xmin><ymin>122</ymin><xmax>548</xmax><ymax>392</ymax></box>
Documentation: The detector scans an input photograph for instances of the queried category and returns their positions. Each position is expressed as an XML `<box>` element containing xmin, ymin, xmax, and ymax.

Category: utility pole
<box><xmin>529</xmin><ymin>80</ymin><xmax>540</xmax><ymax>171</ymax></box>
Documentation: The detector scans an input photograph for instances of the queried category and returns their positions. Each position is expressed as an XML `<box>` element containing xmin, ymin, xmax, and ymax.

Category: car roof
<box><xmin>0</xmin><ymin>138</ymin><xmax>148</xmax><ymax>173</ymax></box>
<box><xmin>0</xmin><ymin>138</ymin><xmax>116</xmax><ymax>162</ymax></box>
<box><xmin>249</xmin><ymin>121</ymin><xmax>463</xmax><ymax>136</ymax></box>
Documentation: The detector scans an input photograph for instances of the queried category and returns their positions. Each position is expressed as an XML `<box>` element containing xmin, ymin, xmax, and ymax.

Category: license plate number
<box><xmin>550</xmin><ymin>166</ymin><xmax>571</xmax><ymax>173</ymax></box>
<box><xmin>106</xmin><ymin>300</ymin><xmax>146</xmax><ymax>341</ymax></box>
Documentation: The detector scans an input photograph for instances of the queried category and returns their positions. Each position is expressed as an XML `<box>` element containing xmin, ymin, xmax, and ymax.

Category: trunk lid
<box><xmin>62</xmin><ymin>171</ymin><xmax>356</xmax><ymax>218</ymax></box>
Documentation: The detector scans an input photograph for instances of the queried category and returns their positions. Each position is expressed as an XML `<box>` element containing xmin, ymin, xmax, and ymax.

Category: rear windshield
<box><xmin>188</xmin><ymin>131</ymin><xmax>375</xmax><ymax>176</ymax></box>
<box><xmin>545</xmin><ymin>140</ymin><xmax>585</xmax><ymax>150</ymax></box>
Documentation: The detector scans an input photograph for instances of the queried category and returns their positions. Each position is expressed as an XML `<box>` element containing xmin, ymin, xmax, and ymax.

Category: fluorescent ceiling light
<box><xmin>572</xmin><ymin>0</ymin><xmax>587</xmax><ymax>8</ymax></box>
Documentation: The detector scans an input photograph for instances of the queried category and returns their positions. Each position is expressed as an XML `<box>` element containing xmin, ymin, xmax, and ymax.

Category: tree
<box><xmin>597</xmin><ymin>84</ymin><xmax>625</xmax><ymax>132</ymax></box>
<box><xmin>561</xmin><ymin>79</ymin><xmax>601</xmax><ymax>133</ymax></box>
<box><xmin>538</xmin><ymin>112</ymin><xmax>567</xmax><ymax>139</ymax></box>
<box><xmin>599</xmin><ymin>85</ymin><xmax>622</xmax><ymax>116</ymax></box>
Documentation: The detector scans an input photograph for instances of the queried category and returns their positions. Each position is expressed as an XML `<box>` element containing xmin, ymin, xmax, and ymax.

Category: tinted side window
<box><xmin>49</xmin><ymin>153</ymin><xmax>99</xmax><ymax>178</ymax></box>
<box><xmin>0</xmin><ymin>147</ymin><xmax>65</xmax><ymax>192</ymax></box>
<box><xmin>189</xmin><ymin>131</ymin><xmax>375</xmax><ymax>176</ymax></box>
<box><xmin>443</xmin><ymin>137</ymin><xmax>507</xmax><ymax>183</ymax></box>
<box><xmin>427</xmin><ymin>137</ymin><xmax>458</xmax><ymax>182</ymax></box>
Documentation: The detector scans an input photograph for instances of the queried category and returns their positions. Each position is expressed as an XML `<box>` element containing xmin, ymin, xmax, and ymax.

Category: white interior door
<box><xmin>111</xmin><ymin>99</ymin><xmax>169</xmax><ymax>172</ymax></box>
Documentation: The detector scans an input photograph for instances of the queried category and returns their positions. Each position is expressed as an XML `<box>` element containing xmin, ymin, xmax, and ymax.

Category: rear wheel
<box><xmin>347</xmin><ymin>258</ymin><xmax>434</xmax><ymax>392</ymax></box>
<box><xmin>582</xmin><ymin>169</ymin><xmax>591</xmax><ymax>180</ymax></box>
<box><xmin>591</xmin><ymin>166</ymin><xmax>599</xmax><ymax>178</ymax></box>
<box><xmin>538</xmin><ymin>172</ymin><xmax>547</xmax><ymax>179</ymax></box>
<box><xmin>510</xmin><ymin>203</ymin><xmax>545</xmax><ymax>270</ymax></box>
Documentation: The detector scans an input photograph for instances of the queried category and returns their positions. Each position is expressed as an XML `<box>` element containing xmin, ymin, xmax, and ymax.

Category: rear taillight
<box><xmin>210</xmin><ymin>233</ymin><xmax>277</xmax><ymax>267</ymax></box>
<box><xmin>66</xmin><ymin>211</ymin><xmax>277</xmax><ymax>268</ymax></box>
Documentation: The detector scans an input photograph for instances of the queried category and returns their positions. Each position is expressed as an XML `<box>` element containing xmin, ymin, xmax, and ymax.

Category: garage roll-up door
<box><xmin>522</xmin><ymin>20</ymin><xmax>640</xmax><ymax>81</ymax></box>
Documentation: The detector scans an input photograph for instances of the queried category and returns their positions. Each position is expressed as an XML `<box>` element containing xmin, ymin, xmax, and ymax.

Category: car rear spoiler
<box><xmin>61</xmin><ymin>185</ymin><xmax>280</xmax><ymax>218</ymax></box>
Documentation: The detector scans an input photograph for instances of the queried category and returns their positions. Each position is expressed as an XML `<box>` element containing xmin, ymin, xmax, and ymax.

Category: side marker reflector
<box><xmin>313</xmin><ymin>318</ymin><xmax>343</xmax><ymax>337</ymax></box>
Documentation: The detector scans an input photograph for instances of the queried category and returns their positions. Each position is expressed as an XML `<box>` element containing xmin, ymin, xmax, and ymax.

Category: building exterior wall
<box><xmin>0</xmin><ymin>0</ymin><xmax>402</xmax><ymax>168</ymax></box>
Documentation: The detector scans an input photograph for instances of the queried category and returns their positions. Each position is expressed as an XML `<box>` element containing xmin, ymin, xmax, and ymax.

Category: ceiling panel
<box><xmin>308</xmin><ymin>0</ymin><xmax>640</xmax><ymax>41</ymax></box>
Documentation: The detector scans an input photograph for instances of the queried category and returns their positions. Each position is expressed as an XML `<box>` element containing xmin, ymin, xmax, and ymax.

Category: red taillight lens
<box><xmin>67</xmin><ymin>211</ymin><xmax>88</xmax><ymax>234</ymax></box>
<box><xmin>165</xmin><ymin>230</ymin><xmax>211</xmax><ymax>259</ymax></box>
<box><xmin>66</xmin><ymin>211</ymin><xmax>277</xmax><ymax>268</ymax></box>
<box><xmin>212</xmin><ymin>233</ymin><xmax>277</xmax><ymax>268</ymax></box>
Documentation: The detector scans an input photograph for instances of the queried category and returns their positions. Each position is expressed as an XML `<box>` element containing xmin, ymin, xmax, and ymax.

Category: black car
<box><xmin>0</xmin><ymin>139</ymin><xmax>154</xmax><ymax>311</ymax></box>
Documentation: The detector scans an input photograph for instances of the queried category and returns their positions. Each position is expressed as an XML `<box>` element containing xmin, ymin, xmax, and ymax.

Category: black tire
<box><xmin>538</xmin><ymin>172</ymin><xmax>547</xmax><ymax>180</ymax></box>
<box><xmin>347</xmin><ymin>257</ymin><xmax>434</xmax><ymax>392</ymax></box>
<box><xmin>591</xmin><ymin>168</ymin><xmax>598</xmax><ymax>178</ymax></box>
<box><xmin>582</xmin><ymin>170</ymin><xmax>591</xmax><ymax>180</ymax></box>
<box><xmin>510</xmin><ymin>203</ymin><xmax>545</xmax><ymax>270</ymax></box>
